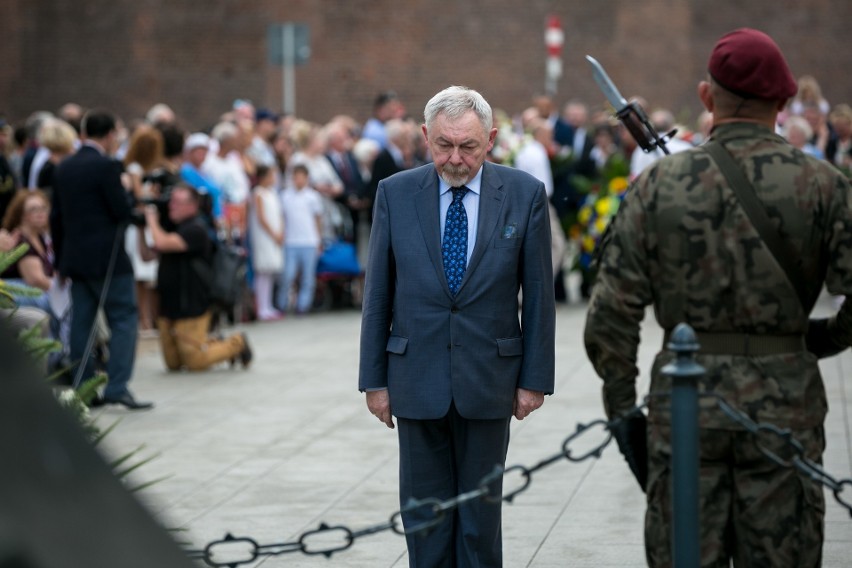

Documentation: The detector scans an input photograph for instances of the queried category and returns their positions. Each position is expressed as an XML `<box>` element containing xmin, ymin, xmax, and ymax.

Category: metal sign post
<box><xmin>282</xmin><ymin>23</ymin><xmax>295</xmax><ymax>115</ymax></box>
<box><xmin>267</xmin><ymin>23</ymin><xmax>311</xmax><ymax>116</ymax></box>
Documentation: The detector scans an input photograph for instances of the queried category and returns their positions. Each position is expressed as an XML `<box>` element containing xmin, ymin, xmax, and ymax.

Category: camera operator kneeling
<box><xmin>142</xmin><ymin>183</ymin><xmax>252</xmax><ymax>371</ymax></box>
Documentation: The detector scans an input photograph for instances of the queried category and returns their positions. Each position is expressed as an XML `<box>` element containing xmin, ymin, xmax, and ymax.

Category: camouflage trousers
<box><xmin>645</xmin><ymin>422</ymin><xmax>825</xmax><ymax>567</ymax></box>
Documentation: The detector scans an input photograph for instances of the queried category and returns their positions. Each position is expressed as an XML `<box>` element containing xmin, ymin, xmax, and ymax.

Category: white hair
<box><xmin>784</xmin><ymin>115</ymin><xmax>813</xmax><ymax>141</ymax></box>
<box><xmin>211</xmin><ymin>121</ymin><xmax>239</xmax><ymax>142</ymax></box>
<box><xmin>145</xmin><ymin>103</ymin><xmax>175</xmax><ymax>125</ymax></box>
<box><xmin>423</xmin><ymin>86</ymin><xmax>492</xmax><ymax>134</ymax></box>
<box><xmin>384</xmin><ymin>119</ymin><xmax>408</xmax><ymax>145</ymax></box>
<box><xmin>352</xmin><ymin>137</ymin><xmax>380</xmax><ymax>165</ymax></box>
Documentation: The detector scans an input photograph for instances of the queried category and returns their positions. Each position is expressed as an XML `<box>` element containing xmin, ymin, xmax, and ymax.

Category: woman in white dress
<box><xmin>248</xmin><ymin>165</ymin><xmax>284</xmax><ymax>320</ymax></box>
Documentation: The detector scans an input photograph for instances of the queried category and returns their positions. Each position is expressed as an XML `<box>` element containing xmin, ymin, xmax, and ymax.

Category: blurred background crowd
<box><xmin>0</xmin><ymin>73</ymin><xmax>850</xmax><ymax>373</ymax></box>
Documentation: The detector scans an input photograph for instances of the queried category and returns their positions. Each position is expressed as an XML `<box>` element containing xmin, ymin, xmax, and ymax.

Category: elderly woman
<box><xmin>783</xmin><ymin>115</ymin><xmax>824</xmax><ymax>159</ymax></box>
<box><xmin>287</xmin><ymin>121</ymin><xmax>344</xmax><ymax>199</ymax></box>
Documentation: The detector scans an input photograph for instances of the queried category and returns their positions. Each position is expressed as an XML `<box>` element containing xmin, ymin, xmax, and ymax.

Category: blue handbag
<box><xmin>316</xmin><ymin>241</ymin><xmax>361</xmax><ymax>275</ymax></box>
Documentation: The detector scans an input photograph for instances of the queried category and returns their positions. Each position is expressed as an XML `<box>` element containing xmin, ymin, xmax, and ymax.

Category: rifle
<box><xmin>585</xmin><ymin>54</ymin><xmax>662</xmax><ymax>492</ymax></box>
<box><xmin>586</xmin><ymin>55</ymin><xmax>675</xmax><ymax>156</ymax></box>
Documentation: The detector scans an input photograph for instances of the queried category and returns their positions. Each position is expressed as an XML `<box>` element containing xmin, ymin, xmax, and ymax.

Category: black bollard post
<box><xmin>662</xmin><ymin>323</ymin><xmax>704</xmax><ymax>568</ymax></box>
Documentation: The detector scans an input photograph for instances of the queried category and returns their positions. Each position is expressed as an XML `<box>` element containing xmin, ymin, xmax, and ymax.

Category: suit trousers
<box><xmin>398</xmin><ymin>403</ymin><xmax>511</xmax><ymax>568</ymax></box>
<box><xmin>70</xmin><ymin>274</ymin><xmax>138</xmax><ymax>398</ymax></box>
<box><xmin>156</xmin><ymin>311</ymin><xmax>245</xmax><ymax>371</ymax></box>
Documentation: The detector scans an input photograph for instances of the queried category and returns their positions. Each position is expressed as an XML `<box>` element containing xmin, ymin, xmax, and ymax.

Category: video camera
<box><xmin>128</xmin><ymin>169</ymin><xmax>180</xmax><ymax>232</ymax></box>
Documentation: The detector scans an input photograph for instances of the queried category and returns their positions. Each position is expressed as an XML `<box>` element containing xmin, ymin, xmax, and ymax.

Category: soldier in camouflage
<box><xmin>584</xmin><ymin>28</ymin><xmax>852</xmax><ymax>567</ymax></box>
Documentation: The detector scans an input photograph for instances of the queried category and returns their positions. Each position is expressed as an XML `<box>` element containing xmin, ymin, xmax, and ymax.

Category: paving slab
<box><xmin>96</xmin><ymin>297</ymin><xmax>852</xmax><ymax>567</ymax></box>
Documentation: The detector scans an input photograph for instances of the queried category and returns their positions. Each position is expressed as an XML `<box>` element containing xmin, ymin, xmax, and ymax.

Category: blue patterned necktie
<box><xmin>442</xmin><ymin>186</ymin><xmax>469</xmax><ymax>295</ymax></box>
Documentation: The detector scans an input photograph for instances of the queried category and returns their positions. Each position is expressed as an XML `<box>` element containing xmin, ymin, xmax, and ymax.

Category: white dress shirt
<box><xmin>630</xmin><ymin>137</ymin><xmax>693</xmax><ymax>179</ymax></box>
<box><xmin>28</xmin><ymin>145</ymin><xmax>52</xmax><ymax>187</ymax></box>
<box><xmin>514</xmin><ymin>138</ymin><xmax>554</xmax><ymax>197</ymax></box>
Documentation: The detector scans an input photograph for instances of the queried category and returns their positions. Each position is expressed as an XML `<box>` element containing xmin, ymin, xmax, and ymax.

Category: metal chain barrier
<box><xmin>184</xmin><ymin>392</ymin><xmax>852</xmax><ymax>566</ymax></box>
<box><xmin>703</xmin><ymin>392</ymin><xmax>852</xmax><ymax>515</ymax></box>
<box><xmin>184</xmin><ymin>403</ymin><xmax>648</xmax><ymax>566</ymax></box>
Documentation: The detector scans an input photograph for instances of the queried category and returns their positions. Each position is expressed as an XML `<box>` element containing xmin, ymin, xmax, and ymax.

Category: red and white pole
<box><xmin>544</xmin><ymin>15</ymin><xmax>564</xmax><ymax>96</ymax></box>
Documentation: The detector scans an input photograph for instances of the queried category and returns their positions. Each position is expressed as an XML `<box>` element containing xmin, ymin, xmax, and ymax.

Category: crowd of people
<box><xmin>0</xmin><ymin>73</ymin><xmax>850</xmax><ymax>399</ymax></box>
<box><xmin>1</xmin><ymin>25</ymin><xmax>851</xmax><ymax>565</ymax></box>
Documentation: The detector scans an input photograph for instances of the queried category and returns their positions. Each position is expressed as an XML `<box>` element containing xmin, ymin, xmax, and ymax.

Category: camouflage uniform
<box><xmin>584</xmin><ymin>122</ymin><xmax>852</xmax><ymax>567</ymax></box>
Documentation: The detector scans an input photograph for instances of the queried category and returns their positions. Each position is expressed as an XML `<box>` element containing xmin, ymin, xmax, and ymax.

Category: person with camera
<box><xmin>142</xmin><ymin>182</ymin><xmax>252</xmax><ymax>372</ymax></box>
<box><xmin>51</xmin><ymin>109</ymin><xmax>151</xmax><ymax>410</ymax></box>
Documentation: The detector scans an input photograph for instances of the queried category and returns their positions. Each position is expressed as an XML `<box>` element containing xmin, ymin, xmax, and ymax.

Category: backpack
<box><xmin>192</xmin><ymin>241</ymin><xmax>247</xmax><ymax>310</ymax></box>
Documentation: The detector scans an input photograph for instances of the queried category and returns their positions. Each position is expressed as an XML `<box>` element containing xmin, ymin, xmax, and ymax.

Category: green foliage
<box><xmin>54</xmin><ymin>383</ymin><xmax>104</xmax><ymax>440</ymax></box>
<box><xmin>109</xmin><ymin>447</ymin><xmax>171</xmax><ymax>493</ymax></box>
<box><xmin>570</xmin><ymin>153</ymin><xmax>632</xmax><ymax>275</ymax></box>
<box><xmin>1</xmin><ymin>232</ymin><xmax>168</xmax><ymax>508</ymax></box>
<box><xmin>75</xmin><ymin>374</ymin><xmax>107</xmax><ymax>407</ymax></box>
<box><xmin>0</xmin><ymin>243</ymin><xmax>42</xmax><ymax>309</ymax></box>
<box><xmin>2</xmin><ymin>244</ymin><xmax>65</xmax><ymax>384</ymax></box>
<box><xmin>17</xmin><ymin>321</ymin><xmax>62</xmax><ymax>363</ymax></box>
<box><xmin>600</xmin><ymin>153</ymin><xmax>630</xmax><ymax>181</ymax></box>
<box><xmin>0</xmin><ymin>242</ymin><xmax>28</xmax><ymax>273</ymax></box>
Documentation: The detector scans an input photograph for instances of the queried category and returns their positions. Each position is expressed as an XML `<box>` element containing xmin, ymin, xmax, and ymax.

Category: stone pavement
<box><xmin>96</xmin><ymin>297</ymin><xmax>852</xmax><ymax>567</ymax></box>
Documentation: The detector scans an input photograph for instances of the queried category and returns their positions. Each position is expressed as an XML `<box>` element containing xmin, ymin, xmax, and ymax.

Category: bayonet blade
<box><xmin>586</xmin><ymin>55</ymin><xmax>628</xmax><ymax>112</ymax></box>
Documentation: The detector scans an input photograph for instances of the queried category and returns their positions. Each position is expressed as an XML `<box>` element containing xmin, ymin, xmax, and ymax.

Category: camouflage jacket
<box><xmin>584</xmin><ymin>122</ymin><xmax>852</xmax><ymax>429</ymax></box>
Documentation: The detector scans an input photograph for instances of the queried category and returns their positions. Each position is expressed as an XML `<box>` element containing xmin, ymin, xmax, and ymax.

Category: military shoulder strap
<box><xmin>703</xmin><ymin>140</ymin><xmax>809</xmax><ymax>310</ymax></box>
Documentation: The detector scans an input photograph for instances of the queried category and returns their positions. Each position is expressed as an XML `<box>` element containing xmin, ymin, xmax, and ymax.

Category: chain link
<box><xmin>703</xmin><ymin>392</ymin><xmax>852</xmax><ymax>515</ymax></box>
<box><xmin>184</xmin><ymin>403</ymin><xmax>645</xmax><ymax>566</ymax></box>
<box><xmin>185</xmin><ymin>395</ymin><xmax>851</xmax><ymax>566</ymax></box>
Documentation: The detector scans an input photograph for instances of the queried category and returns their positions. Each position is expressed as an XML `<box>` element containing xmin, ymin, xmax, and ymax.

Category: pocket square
<box><xmin>501</xmin><ymin>223</ymin><xmax>519</xmax><ymax>239</ymax></box>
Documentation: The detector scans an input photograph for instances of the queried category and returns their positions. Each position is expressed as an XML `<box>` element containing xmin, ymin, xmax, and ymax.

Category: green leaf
<box><xmin>115</xmin><ymin>451</ymin><xmax>161</xmax><ymax>479</ymax></box>
<box><xmin>76</xmin><ymin>374</ymin><xmax>108</xmax><ymax>404</ymax></box>
<box><xmin>91</xmin><ymin>418</ymin><xmax>121</xmax><ymax>447</ymax></box>
<box><xmin>0</xmin><ymin>289</ymin><xmax>16</xmax><ymax>309</ymax></box>
<box><xmin>129</xmin><ymin>474</ymin><xmax>173</xmax><ymax>494</ymax></box>
<box><xmin>16</xmin><ymin>322</ymin><xmax>62</xmax><ymax>362</ymax></box>
<box><xmin>109</xmin><ymin>446</ymin><xmax>146</xmax><ymax>473</ymax></box>
<box><xmin>0</xmin><ymin>243</ymin><xmax>30</xmax><ymax>273</ymax></box>
<box><xmin>2</xmin><ymin>282</ymin><xmax>43</xmax><ymax>298</ymax></box>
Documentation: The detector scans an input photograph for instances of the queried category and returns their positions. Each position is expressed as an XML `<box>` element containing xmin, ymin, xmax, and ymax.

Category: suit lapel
<box><xmin>458</xmin><ymin>163</ymin><xmax>504</xmax><ymax>294</ymax></box>
<box><xmin>414</xmin><ymin>169</ymin><xmax>450</xmax><ymax>294</ymax></box>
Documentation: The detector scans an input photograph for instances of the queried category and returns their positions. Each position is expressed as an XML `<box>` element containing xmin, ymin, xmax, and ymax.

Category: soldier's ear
<box><xmin>698</xmin><ymin>81</ymin><xmax>714</xmax><ymax>113</ymax></box>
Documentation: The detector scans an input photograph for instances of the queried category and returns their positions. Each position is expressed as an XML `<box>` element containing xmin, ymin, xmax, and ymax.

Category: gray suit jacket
<box><xmin>359</xmin><ymin>162</ymin><xmax>555</xmax><ymax>420</ymax></box>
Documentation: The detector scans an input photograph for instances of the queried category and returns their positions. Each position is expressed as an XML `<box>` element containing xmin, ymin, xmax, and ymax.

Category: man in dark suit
<box><xmin>326</xmin><ymin>122</ymin><xmax>367</xmax><ymax>243</ymax></box>
<box><xmin>359</xmin><ymin>86</ymin><xmax>555</xmax><ymax>566</ymax></box>
<box><xmin>555</xmin><ymin>101</ymin><xmax>596</xmax><ymax>177</ymax></box>
<box><xmin>51</xmin><ymin>109</ymin><xmax>152</xmax><ymax>409</ymax></box>
<box><xmin>552</xmin><ymin>101</ymin><xmax>596</xmax><ymax>220</ymax></box>
<box><xmin>365</xmin><ymin>119</ymin><xmax>414</xmax><ymax>217</ymax></box>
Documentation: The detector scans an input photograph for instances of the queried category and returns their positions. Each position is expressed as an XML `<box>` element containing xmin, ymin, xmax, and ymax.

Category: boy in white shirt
<box><xmin>277</xmin><ymin>164</ymin><xmax>323</xmax><ymax>314</ymax></box>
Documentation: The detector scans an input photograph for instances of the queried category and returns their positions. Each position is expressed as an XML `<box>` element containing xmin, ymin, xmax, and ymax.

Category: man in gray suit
<box><xmin>359</xmin><ymin>86</ymin><xmax>556</xmax><ymax>567</ymax></box>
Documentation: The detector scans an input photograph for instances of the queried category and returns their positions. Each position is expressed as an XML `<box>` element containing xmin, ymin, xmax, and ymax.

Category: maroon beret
<box><xmin>708</xmin><ymin>28</ymin><xmax>797</xmax><ymax>101</ymax></box>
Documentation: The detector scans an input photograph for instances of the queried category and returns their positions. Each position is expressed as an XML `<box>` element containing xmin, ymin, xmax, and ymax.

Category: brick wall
<box><xmin>2</xmin><ymin>0</ymin><xmax>849</xmax><ymax>130</ymax></box>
